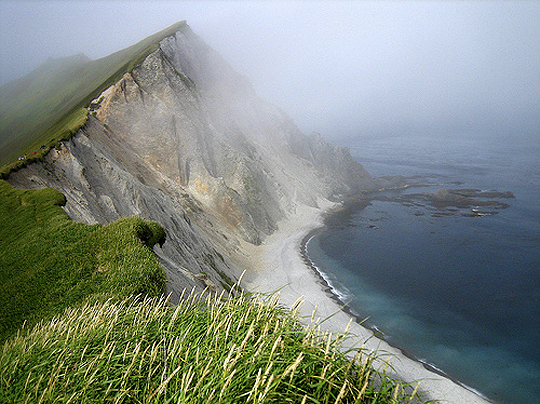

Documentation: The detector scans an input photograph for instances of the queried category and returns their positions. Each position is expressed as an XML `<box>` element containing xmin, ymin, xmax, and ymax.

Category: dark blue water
<box><xmin>307</xmin><ymin>135</ymin><xmax>540</xmax><ymax>404</ymax></box>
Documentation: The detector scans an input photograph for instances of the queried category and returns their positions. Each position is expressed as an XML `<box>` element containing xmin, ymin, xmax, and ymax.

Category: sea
<box><xmin>305</xmin><ymin>133</ymin><xmax>540</xmax><ymax>404</ymax></box>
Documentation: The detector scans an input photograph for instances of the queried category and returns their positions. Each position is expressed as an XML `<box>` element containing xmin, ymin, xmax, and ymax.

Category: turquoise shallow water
<box><xmin>307</xmin><ymin>135</ymin><xmax>540</xmax><ymax>404</ymax></box>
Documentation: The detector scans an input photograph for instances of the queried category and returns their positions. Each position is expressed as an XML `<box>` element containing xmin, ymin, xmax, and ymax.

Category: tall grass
<box><xmin>0</xmin><ymin>180</ymin><xmax>166</xmax><ymax>342</ymax></box>
<box><xmin>0</xmin><ymin>291</ymin><xmax>428</xmax><ymax>404</ymax></box>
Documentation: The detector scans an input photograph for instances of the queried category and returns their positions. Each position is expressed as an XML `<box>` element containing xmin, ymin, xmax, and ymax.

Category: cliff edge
<box><xmin>6</xmin><ymin>23</ymin><xmax>375</xmax><ymax>299</ymax></box>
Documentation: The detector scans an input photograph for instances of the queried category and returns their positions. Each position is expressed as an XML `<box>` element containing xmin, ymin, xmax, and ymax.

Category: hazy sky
<box><xmin>1</xmin><ymin>0</ymin><xmax>539</xmax><ymax>141</ymax></box>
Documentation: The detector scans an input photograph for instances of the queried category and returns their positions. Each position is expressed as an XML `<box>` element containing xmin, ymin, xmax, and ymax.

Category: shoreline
<box><xmin>243</xmin><ymin>200</ymin><xmax>494</xmax><ymax>404</ymax></box>
<box><xmin>300</xmin><ymin>231</ymin><xmax>495</xmax><ymax>404</ymax></box>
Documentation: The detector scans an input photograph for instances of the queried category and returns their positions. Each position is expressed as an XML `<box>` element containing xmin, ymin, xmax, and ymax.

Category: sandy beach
<box><xmin>243</xmin><ymin>200</ymin><xmax>493</xmax><ymax>404</ymax></box>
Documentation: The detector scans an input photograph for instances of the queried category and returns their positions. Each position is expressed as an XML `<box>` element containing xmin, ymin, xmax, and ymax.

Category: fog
<box><xmin>1</xmin><ymin>1</ymin><xmax>539</xmax><ymax>142</ymax></box>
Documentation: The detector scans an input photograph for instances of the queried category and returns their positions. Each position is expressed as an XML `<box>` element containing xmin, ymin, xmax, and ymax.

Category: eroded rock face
<box><xmin>7</xmin><ymin>127</ymin><xmax>236</xmax><ymax>302</ymax></box>
<box><xmin>8</xmin><ymin>24</ymin><xmax>375</xmax><ymax>297</ymax></box>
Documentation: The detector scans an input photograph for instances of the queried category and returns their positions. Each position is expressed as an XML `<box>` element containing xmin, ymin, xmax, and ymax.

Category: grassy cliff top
<box><xmin>0</xmin><ymin>21</ymin><xmax>187</xmax><ymax>170</ymax></box>
<box><xmin>0</xmin><ymin>180</ymin><xmax>166</xmax><ymax>343</ymax></box>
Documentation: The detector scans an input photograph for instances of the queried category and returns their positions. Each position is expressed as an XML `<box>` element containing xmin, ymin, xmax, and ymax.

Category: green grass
<box><xmin>0</xmin><ymin>292</ymin><xmax>427</xmax><ymax>404</ymax></box>
<box><xmin>0</xmin><ymin>108</ymin><xmax>88</xmax><ymax>179</ymax></box>
<box><xmin>0</xmin><ymin>180</ymin><xmax>166</xmax><ymax>343</ymax></box>
<box><xmin>0</xmin><ymin>21</ymin><xmax>187</xmax><ymax>169</ymax></box>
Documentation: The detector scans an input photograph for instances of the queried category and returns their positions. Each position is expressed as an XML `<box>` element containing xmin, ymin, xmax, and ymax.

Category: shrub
<box><xmin>134</xmin><ymin>218</ymin><xmax>167</xmax><ymax>248</ymax></box>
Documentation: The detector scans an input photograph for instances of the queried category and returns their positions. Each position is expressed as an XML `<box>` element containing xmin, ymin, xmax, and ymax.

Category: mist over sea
<box><xmin>307</xmin><ymin>133</ymin><xmax>540</xmax><ymax>404</ymax></box>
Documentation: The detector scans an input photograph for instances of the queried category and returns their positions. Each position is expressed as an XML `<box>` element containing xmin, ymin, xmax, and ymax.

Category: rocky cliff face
<box><xmin>8</xmin><ymin>24</ymin><xmax>375</xmax><ymax>298</ymax></box>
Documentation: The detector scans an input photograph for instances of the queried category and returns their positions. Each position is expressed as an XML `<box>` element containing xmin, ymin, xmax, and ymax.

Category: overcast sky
<box><xmin>1</xmin><ymin>0</ymin><xmax>539</xmax><ymax>141</ymax></box>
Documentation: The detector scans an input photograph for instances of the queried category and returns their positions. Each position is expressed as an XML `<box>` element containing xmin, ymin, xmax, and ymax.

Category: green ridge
<box><xmin>0</xmin><ymin>21</ymin><xmax>187</xmax><ymax>170</ymax></box>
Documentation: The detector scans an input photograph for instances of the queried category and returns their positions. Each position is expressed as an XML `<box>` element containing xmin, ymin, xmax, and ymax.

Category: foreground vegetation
<box><xmin>0</xmin><ymin>292</ymin><xmax>425</xmax><ymax>404</ymax></box>
<box><xmin>0</xmin><ymin>178</ymin><xmax>429</xmax><ymax>403</ymax></box>
<box><xmin>0</xmin><ymin>180</ymin><xmax>165</xmax><ymax>342</ymax></box>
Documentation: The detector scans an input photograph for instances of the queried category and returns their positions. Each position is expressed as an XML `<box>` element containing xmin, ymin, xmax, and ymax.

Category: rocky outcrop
<box><xmin>8</xmin><ymin>23</ymin><xmax>375</xmax><ymax>298</ymax></box>
<box><xmin>415</xmin><ymin>188</ymin><xmax>512</xmax><ymax>209</ymax></box>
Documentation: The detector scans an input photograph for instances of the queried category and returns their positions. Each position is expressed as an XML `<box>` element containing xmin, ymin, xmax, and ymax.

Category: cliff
<box><xmin>6</xmin><ymin>23</ymin><xmax>375</xmax><ymax>299</ymax></box>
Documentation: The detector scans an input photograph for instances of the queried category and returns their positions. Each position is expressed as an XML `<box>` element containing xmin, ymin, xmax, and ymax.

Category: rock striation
<box><xmin>7</xmin><ymin>23</ymin><xmax>375</xmax><ymax>299</ymax></box>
